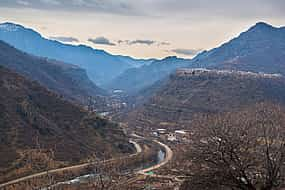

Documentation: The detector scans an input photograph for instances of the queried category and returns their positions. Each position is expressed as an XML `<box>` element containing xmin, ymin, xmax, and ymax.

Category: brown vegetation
<box><xmin>182</xmin><ymin>103</ymin><xmax>285</xmax><ymax>190</ymax></box>
<box><xmin>0</xmin><ymin>40</ymin><xmax>105</xmax><ymax>104</ymax></box>
<box><xmin>125</xmin><ymin>70</ymin><xmax>285</xmax><ymax>131</ymax></box>
<box><xmin>0</xmin><ymin>66</ymin><xmax>132</xmax><ymax>183</ymax></box>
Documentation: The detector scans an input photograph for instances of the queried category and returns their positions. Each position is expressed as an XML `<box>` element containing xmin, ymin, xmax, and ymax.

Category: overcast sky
<box><xmin>0</xmin><ymin>0</ymin><xmax>284</xmax><ymax>58</ymax></box>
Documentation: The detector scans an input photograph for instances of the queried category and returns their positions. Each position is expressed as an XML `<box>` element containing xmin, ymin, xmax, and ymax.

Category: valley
<box><xmin>0</xmin><ymin>11</ymin><xmax>285</xmax><ymax>190</ymax></box>
<box><xmin>0</xmin><ymin>129</ymin><xmax>175</xmax><ymax>190</ymax></box>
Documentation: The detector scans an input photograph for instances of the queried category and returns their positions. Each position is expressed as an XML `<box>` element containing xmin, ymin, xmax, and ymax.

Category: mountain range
<box><xmin>105</xmin><ymin>56</ymin><xmax>191</xmax><ymax>94</ymax></box>
<box><xmin>108</xmin><ymin>22</ymin><xmax>285</xmax><ymax>94</ymax></box>
<box><xmin>0</xmin><ymin>40</ymin><xmax>104</xmax><ymax>104</ymax></box>
<box><xmin>0</xmin><ymin>22</ymin><xmax>155</xmax><ymax>86</ymax></box>
<box><xmin>193</xmin><ymin>22</ymin><xmax>285</xmax><ymax>73</ymax></box>
<box><xmin>0</xmin><ymin>22</ymin><xmax>284</xmax><ymax>96</ymax></box>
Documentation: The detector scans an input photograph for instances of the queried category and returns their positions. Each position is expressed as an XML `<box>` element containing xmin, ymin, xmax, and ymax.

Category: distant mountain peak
<box><xmin>255</xmin><ymin>21</ymin><xmax>273</xmax><ymax>27</ymax></box>
<box><xmin>248</xmin><ymin>22</ymin><xmax>275</xmax><ymax>32</ymax></box>
<box><xmin>0</xmin><ymin>22</ymin><xmax>23</xmax><ymax>32</ymax></box>
<box><xmin>162</xmin><ymin>56</ymin><xmax>186</xmax><ymax>61</ymax></box>
<box><xmin>0</xmin><ymin>22</ymin><xmax>152</xmax><ymax>85</ymax></box>
<box><xmin>0</xmin><ymin>22</ymin><xmax>43</xmax><ymax>40</ymax></box>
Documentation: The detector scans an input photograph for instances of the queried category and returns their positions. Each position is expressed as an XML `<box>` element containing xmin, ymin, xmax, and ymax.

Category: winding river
<box><xmin>40</xmin><ymin>143</ymin><xmax>166</xmax><ymax>189</ymax></box>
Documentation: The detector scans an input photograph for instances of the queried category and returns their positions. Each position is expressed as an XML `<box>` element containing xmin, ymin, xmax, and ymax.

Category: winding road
<box><xmin>137</xmin><ymin>140</ymin><xmax>173</xmax><ymax>175</ymax></box>
<box><xmin>129</xmin><ymin>140</ymin><xmax>142</xmax><ymax>154</ymax></box>
<box><xmin>0</xmin><ymin>137</ymin><xmax>173</xmax><ymax>189</ymax></box>
<box><xmin>130</xmin><ymin>133</ymin><xmax>174</xmax><ymax>175</ymax></box>
<box><xmin>0</xmin><ymin>140</ymin><xmax>142</xmax><ymax>189</ymax></box>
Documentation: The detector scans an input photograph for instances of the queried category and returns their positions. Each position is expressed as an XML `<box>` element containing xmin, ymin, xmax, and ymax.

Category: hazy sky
<box><xmin>0</xmin><ymin>0</ymin><xmax>284</xmax><ymax>58</ymax></box>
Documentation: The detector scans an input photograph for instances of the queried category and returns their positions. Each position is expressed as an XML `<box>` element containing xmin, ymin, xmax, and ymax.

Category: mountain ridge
<box><xmin>0</xmin><ymin>40</ymin><xmax>105</xmax><ymax>104</ymax></box>
<box><xmin>0</xmin><ymin>22</ymin><xmax>155</xmax><ymax>85</ymax></box>
<box><xmin>105</xmin><ymin>56</ymin><xmax>192</xmax><ymax>94</ymax></box>
<box><xmin>191</xmin><ymin>22</ymin><xmax>285</xmax><ymax>72</ymax></box>
<box><xmin>109</xmin><ymin>22</ymin><xmax>285</xmax><ymax>94</ymax></box>
<box><xmin>124</xmin><ymin>69</ymin><xmax>285</xmax><ymax>130</ymax></box>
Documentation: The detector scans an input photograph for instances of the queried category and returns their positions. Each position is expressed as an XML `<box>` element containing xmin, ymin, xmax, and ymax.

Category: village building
<box><xmin>167</xmin><ymin>133</ymin><xmax>177</xmax><ymax>142</ymax></box>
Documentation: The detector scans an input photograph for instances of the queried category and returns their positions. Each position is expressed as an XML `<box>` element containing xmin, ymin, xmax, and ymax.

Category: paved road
<box><xmin>129</xmin><ymin>140</ymin><xmax>142</xmax><ymax>153</ymax></box>
<box><xmin>0</xmin><ymin>140</ymin><xmax>141</xmax><ymax>189</ymax></box>
<box><xmin>137</xmin><ymin>140</ymin><xmax>173</xmax><ymax>175</ymax></box>
<box><xmin>130</xmin><ymin>133</ymin><xmax>174</xmax><ymax>175</ymax></box>
<box><xmin>133</xmin><ymin>139</ymin><xmax>182</xmax><ymax>182</ymax></box>
<box><xmin>51</xmin><ymin>137</ymin><xmax>174</xmax><ymax>188</ymax></box>
<box><xmin>40</xmin><ymin>140</ymin><xmax>144</xmax><ymax>189</ymax></box>
<box><xmin>0</xmin><ymin>136</ymin><xmax>174</xmax><ymax>188</ymax></box>
<box><xmin>117</xmin><ymin>138</ymin><xmax>175</xmax><ymax>186</ymax></box>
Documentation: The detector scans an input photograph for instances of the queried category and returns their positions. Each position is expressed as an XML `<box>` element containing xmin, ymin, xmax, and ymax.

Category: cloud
<box><xmin>50</xmin><ymin>36</ymin><xmax>79</xmax><ymax>43</ymax></box>
<box><xmin>118</xmin><ymin>39</ymin><xmax>170</xmax><ymax>46</ymax></box>
<box><xmin>2</xmin><ymin>0</ymin><xmax>285</xmax><ymax>18</ymax></box>
<box><xmin>72</xmin><ymin>0</ymin><xmax>86</xmax><ymax>6</ymax></box>
<box><xmin>40</xmin><ymin>0</ymin><xmax>60</xmax><ymax>5</ymax></box>
<box><xmin>17</xmin><ymin>0</ymin><xmax>29</xmax><ymax>6</ymax></box>
<box><xmin>129</xmin><ymin>40</ymin><xmax>155</xmax><ymax>46</ymax></box>
<box><xmin>158</xmin><ymin>42</ymin><xmax>171</xmax><ymax>46</ymax></box>
<box><xmin>88</xmin><ymin>37</ymin><xmax>116</xmax><ymax>46</ymax></box>
<box><xmin>172</xmin><ymin>48</ymin><xmax>202</xmax><ymax>56</ymax></box>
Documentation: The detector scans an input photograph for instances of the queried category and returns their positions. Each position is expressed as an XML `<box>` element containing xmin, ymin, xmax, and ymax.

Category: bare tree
<box><xmin>183</xmin><ymin>103</ymin><xmax>285</xmax><ymax>190</ymax></box>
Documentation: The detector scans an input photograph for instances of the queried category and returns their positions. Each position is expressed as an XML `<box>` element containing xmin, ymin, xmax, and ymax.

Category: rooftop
<box><xmin>176</xmin><ymin>68</ymin><xmax>282</xmax><ymax>79</ymax></box>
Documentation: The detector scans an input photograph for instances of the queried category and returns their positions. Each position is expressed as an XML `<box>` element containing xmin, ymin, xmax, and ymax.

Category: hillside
<box><xmin>0</xmin><ymin>66</ymin><xmax>132</xmax><ymax>182</ymax></box>
<box><xmin>108</xmin><ymin>22</ymin><xmax>285</xmax><ymax>95</ymax></box>
<box><xmin>106</xmin><ymin>56</ymin><xmax>191</xmax><ymax>94</ymax></box>
<box><xmin>0</xmin><ymin>40</ymin><xmax>105</xmax><ymax>104</ymax></box>
<box><xmin>125</xmin><ymin>69</ymin><xmax>285</xmax><ymax>129</ymax></box>
<box><xmin>193</xmin><ymin>22</ymin><xmax>285</xmax><ymax>73</ymax></box>
<box><xmin>0</xmin><ymin>22</ymin><xmax>154</xmax><ymax>85</ymax></box>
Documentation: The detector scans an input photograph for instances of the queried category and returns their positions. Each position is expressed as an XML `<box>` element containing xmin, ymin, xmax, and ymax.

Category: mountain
<box><xmin>192</xmin><ymin>22</ymin><xmax>285</xmax><ymax>73</ymax></box>
<box><xmin>0</xmin><ymin>65</ymin><xmax>132</xmax><ymax>182</ymax></box>
<box><xmin>0</xmin><ymin>22</ymin><xmax>154</xmax><ymax>86</ymax></box>
<box><xmin>0</xmin><ymin>40</ymin><xmax>105</xmax><ymax>104</ymax></box>
<box><xmin>106</xmin><ymin>56</ymin><xmax>192</xmax><ymax>94</ymax></box>
<box><xmin>116</xmin><ymin>55</ymin><xmax>156</xmax><ymax>68</ymax></box>
<box><xmin>124</xmin><ymin>69</ymin><xmax>285</xmax><ymax>130</ymax></box>
<box><xmin>108</xmin><ymin>22</ymin><xmax>285</xmax><ymax>95</ymax></box>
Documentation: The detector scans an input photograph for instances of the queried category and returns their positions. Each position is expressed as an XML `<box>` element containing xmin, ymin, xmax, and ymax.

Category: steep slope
<box><xmin>108</xmin><ymin>22</ymin><xmax>285</xmax><ymax>95</ymax></box>
<box><xmin>125</xmin><ymin>69</ymin><xmax>285</xmax><ymax>129</ymax></box>
<box><xmin>0</xmin><ymin>40</ymin><xmax>105</xmax><ymax>103</ymax></box>
<box><xmin>0</xmin><ymin>22</ymin><xmax>153</xmax><ymax>85</ymax></box>
<box><xmin>106</xmin><ymin>56</ymin><xmax>191</xmax><ymax>94</ymax></box>
<box><xmin>0</xmin><ymin>66</ymin><xmax>132</xmax><ymax>182</ymax></box>
<box><xmin>192</xmin><ymin>22</ymin><xmax>285</xmax><ymax>73</ymax></box>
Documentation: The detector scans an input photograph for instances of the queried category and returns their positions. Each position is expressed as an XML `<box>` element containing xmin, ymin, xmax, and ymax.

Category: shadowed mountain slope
<box><xmin>0</xmin><ymin>22</ymin><xmax>154</xmax><ymax>85</ymax></box>
<box><xmin>0</xmin><ymin>66</ymin><xmax>132</xmax><ymax>182</ymax></box>
<box><xmin>0</xmin><ymin>40</ymin><xmax>105</xmax><ymax>104</ymax></box>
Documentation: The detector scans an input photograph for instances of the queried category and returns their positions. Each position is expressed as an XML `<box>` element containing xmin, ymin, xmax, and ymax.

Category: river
<box><xmin>40</xmin><ymin>148</ymin><xmax>166</xmax><ymax>189</ymax></box>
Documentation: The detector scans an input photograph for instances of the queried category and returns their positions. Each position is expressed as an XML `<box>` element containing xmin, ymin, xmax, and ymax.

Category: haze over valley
<box><xmin>0</xmin><ymin>1</ymin><xmax>285</xmax><ymax>189</ymax></box>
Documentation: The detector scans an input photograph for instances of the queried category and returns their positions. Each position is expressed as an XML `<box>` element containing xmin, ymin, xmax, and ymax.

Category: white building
<box><xmin>167</xmin><ymin>133</ymin><xmax>177</xmax><ymax>142</ymax></box>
